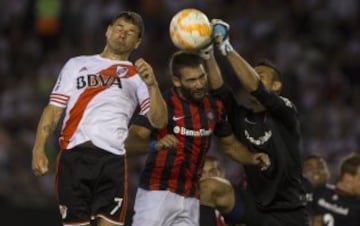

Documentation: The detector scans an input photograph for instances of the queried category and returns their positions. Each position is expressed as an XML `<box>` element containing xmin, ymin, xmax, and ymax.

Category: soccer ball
<box><xmin>169</xmin><ymin>8</ymin><xmax>212</xmax><ymax>51</ymax></box>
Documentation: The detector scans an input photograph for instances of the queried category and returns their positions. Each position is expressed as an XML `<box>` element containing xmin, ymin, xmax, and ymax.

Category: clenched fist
<box><xmin>156</xmin><ymin>134</ymin><xmax>179</xmax><ymax>150</ymax></box>
<box><xmin>32</xmin><ymin>149</ymin><xmax>49</xmax><ymax>176</ymax></box>
<box><xmin>135</xmin><ymin>58</ymin><xmax>158</xmax><ymax>87</ymax></box>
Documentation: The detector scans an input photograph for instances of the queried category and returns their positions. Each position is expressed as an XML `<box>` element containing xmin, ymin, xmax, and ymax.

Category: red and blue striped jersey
<box><xmin>133</xmin><ymin>88</ymin><xmax>232</xmax><ymax>198</ymax></box>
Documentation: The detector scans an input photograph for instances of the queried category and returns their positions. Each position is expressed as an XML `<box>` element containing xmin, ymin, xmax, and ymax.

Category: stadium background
<box><xmin>0</xmin><ymin>0</ymin><xmax>359</xmax><ymax>225</ymax></box>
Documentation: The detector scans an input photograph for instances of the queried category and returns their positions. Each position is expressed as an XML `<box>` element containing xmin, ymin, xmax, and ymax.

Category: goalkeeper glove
<box><xmin>212</xmin><ymin>19</ymin><xmax>234</xmax><ymax>56</ymax></box>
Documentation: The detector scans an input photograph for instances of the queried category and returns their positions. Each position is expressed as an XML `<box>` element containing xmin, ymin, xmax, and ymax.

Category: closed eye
<box><xmin>186</xmin><ymin>73</ymin><xmax>205</xmax><ymax>82</ymax></box>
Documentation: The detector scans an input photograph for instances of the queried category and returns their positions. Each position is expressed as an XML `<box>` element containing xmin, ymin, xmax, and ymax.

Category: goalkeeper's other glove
<box><xmin>212</xmin><ymin>19</ymin><xmax>234</xmax><ymax>56</ymax></box>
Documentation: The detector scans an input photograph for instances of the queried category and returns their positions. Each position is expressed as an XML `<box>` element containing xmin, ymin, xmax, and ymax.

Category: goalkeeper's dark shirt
<box><xmin>213</xmin><ymin>83</ymin><xmax>306</xmax><ymax>211</ymax></box>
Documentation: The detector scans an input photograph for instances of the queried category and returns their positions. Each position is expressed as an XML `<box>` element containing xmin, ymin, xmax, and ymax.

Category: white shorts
<box><xmin>132</xmin><ymin>188</ymin><xmax>199</xmax><ymax>226</ymax></box>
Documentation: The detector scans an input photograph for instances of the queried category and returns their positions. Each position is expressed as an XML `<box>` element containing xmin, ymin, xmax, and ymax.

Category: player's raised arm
<box><xmin>198</xmin><ymin>44</ymin><xmax>224</xmax><ymax>90</ymax></box>
<box><xmin>212</xmin><ymin>19</ymin><xmax>260</xmax><ymax>92</ymax></box>
<box><xmin>135</xmin><ymin>58</ymin><xmax>168</xmax><ymax>129</ymax></box>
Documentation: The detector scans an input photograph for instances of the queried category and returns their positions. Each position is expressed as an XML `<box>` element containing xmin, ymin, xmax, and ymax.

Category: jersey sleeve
<box><xmin>251</xmin><ymin>82</ymin><xmax>299</xmax><ymax>129</ymax></box>
<box><xmin>213</xmin><ymin>98</ymin><xmax>233</xmax><ymax>138</ymax></box>
<box><xmin>49</xmin><ymin>59</ymin><xmax>74</xmax><ymax>108</ymax></box>
<box><xmin>214</xmin><ymin>120</ymin><xmax>233</xmax><ymax>138</ymax></box>
<box><xmin>135</xmin><ymin>76</ymin><xmax>150</xmax><ymax>116</ymax></box>
<box><xmin>132</xmin><ymin>114</ymin><xmax>153</xmax><ymax>130</ymax></box>
<box><xmin>211</xmin><ymin>85</ymin><xmax>237</xmax><ymax>109</ymax></box>
<box><xmin>311</xmin><ymin>185</ymin><xmax>335</xmax><ymax>215</ymax></box>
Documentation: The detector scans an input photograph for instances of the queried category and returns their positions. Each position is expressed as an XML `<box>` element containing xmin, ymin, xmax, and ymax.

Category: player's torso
<box><xmin>238</xmin><ymin>110</ymin><xmax>273</xmax><ymax>153</ymax></box>
<box><xmin>64</xmin><ymin>55</ymin><xmax>141</xmax><ymax>113</ymax></box>
<box><xmin>59</xmin><ymin>55</ymin><xmax>144</xmax><ymax>153</ymax></box>
<box><xmin>166</xmin><ymin>90</ymin><xmax>219</xmax><ymax>153</ymax></box>
<box><xmin>234</xmin><ymin>107</ymin><xmax>304</xmax><ymax>208</ymax></box>
<box><xmin>313</xmin><ymin>185</ymin><xmax>360</xmax><ymax>226</ymax></box>
<box><xmin>141</xmin><ymin>90</ymin><xmax>222</xmax><ymax>197</ymax></box>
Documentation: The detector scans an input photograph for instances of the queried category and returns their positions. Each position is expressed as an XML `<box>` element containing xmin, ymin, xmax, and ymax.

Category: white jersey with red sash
<box><xmin>49</xmin><ymin>54</ymin><xmax>150</xmax><ymax>155</ymax></box>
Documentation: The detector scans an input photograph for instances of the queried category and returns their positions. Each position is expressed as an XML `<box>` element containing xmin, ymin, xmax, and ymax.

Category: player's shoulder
<box><xmin>69</xmin><ymin>54</ymin><xmax>98</xmax><ymax>61</ymax></box>
<box><xmin>211</xmin><ymin>176</ymin><xmax>232</xmax><ymax>186</ymax></box>
<box><xmin>200</xmin><ymin>177</ymin><xmax>232</xmax><ymax>187</ymax></box>
<box><xmin>65</xmin><ymin>54</ymin><xmax>99</xmax><ymax>66</ymax></box>
<box><xmin>67</xmin><ymin>54</ymin><xmax>134</xmax><ymax>64</ymax></box>
<box><xmin>164</xmin><ymin>88</ymin><xmax>181</xmax><ymax>105</ymax></box>
<box><xmin>314</xmin><ymin>184</ymin><xmax>335</xmax><ymax>197</ymax></box>
<box><xmin>325</xmin><ymin>184</ymin><xmax>336</xmax><ymax>190</ymax></box>
<box><xmin>206</xmin><ymin>92</ymin><xmax>225</xmax><ymax>107</ymax></box>
<box><xmin>279</xmin><ymin>96</ymin><xmax>297</xmax><ymax>109</ymax></box>
<box><xmin>318</xmin><ymin>183</ymin><xmax>335</xmax><ymax>192</ymax></box>
<box><xmin>163</xmin><ymin>89</ymin><xmax>172</xmax><ymax>99</ymax></box>
<box><xmin>200</xmin><ymin>177</ymin><xmax>232</xmax><ymax>193</ymax></box>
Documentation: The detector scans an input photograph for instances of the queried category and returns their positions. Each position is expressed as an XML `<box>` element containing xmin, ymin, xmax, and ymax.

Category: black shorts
<box><xmin>223</xmin><ymin>185</ymin><xmax>309</xmax><ymax>226</ymax></box>
<box><xmin>55</xmin><ymin>144</ymin><xmax>128</xmax><ymax>225</ymax></box>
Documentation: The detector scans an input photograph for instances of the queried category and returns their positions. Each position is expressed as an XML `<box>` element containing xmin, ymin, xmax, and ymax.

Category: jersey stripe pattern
<box><xmin>49</xmin><ymin>54</ymin><xmax>150</xmax><ymax>155</ymax></box>
<box><xmin>136</xmin><ymin>88</ymin><xmax>232</xmax><ymax>198</ymax></box>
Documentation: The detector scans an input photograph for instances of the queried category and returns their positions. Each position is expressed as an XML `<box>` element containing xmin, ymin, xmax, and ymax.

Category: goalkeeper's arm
<box><xmin>212</xmin><ymin>19</ymin><xmax>261</xmax><ymax>93</ymax></box>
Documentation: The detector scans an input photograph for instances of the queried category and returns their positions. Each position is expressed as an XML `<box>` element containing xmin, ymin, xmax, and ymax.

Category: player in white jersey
<box><xmin>31</xmin><ymin>11</ymin><xmax>167</xmax><ymax>226</ymax></box>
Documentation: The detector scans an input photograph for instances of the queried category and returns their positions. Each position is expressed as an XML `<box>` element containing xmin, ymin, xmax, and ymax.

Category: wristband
<box><xmin>149</xmin><ymin>140</ymin><xmax>157</xmax><ymax>152</ymax></box>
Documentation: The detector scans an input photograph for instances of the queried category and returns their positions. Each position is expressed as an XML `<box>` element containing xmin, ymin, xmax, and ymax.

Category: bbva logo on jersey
<box><xmin>77</xmin><ymin>74</ymin><xmax>122</xmax><ymax>89</ymax></box>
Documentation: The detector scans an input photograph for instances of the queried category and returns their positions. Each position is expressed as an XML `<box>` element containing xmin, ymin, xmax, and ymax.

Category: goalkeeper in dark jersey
<box><xmin>198</xmin><ymin>19</ymin><xmax>309</xmax><ymax>226</ymax></box>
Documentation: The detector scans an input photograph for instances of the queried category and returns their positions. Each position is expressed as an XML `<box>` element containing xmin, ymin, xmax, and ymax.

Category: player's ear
<box><xmin>105</xmin><ymin>26</ymin><xmax>110</xmax><ymax>39</ymax></box>
<box><xmin>172</xmin><ymin>76</ymin><xmax>181</xmax><ymax>88</ymax></box>
<box><xmin>134</xmin><ymin>38</ymin><xmax>142</xmax><ymax>49</ymax></box>
<box><xmin>272</xmin><ymin>81</ymin><xmax>282</xmax><ymax>93</ymax></box>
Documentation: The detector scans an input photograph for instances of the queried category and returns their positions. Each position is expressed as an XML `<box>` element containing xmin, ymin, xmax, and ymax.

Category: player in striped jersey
<box><xmin>31</xmin><ymin>11</ymin><xmax>167</xmax><ymax>226</ymax></box>
<box><xmin>129</xmin><ymin>51</ymin><xmax>270</xmax><ymax>226</ymax></box>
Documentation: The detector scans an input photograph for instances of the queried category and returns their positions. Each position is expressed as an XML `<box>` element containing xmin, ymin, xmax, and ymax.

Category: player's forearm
<box><xmin>33</xmin><ymin>105</ymin><xmax>62</xmax><ymax>153</ymax></box>
<box><xmin>147</xmin><ymin>85</ymin><xmax>168</xmax><ymax>128</ymax></box>
<box><xmin>124</xmin><ymin>138</ymin><xmax>149</xmax><ymax>156</ymax></box>
<box><xmin>226</xmin><ymin>51</ymin><xmax>260</xmax><ymax>92</ymax></box>
<box><xmin>222</xmin><ymin>141</ymin><xmax>256</xmax><ymax>165</ymax></box>
<box><xmin>125</xmin><ymin>125</ymin><xmax>151</xmax><ymax>156</ymax></box>
<box><xmin>312</xmin><ymin>215</ymin><xmax>323</xmax><ymax>226</ymax></box>
<box><xmin>204</xmin><ymin>52</ymin><xmax>224</xmax><ymax>90</ymax></box>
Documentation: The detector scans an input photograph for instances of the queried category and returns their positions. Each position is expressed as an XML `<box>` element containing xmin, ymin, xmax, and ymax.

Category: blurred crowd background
<box><xmin>0</xmin><ymin>0</ymin><xmax>359</xmax><ymax>225</ymax></box>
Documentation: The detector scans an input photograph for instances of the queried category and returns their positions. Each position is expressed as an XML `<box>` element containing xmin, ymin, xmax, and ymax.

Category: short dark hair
<box><xmin>169</xmin><ymin>51</ymin><xmax>204</xmax><ymax>78</ymax></box>
<box><xmin>340</xmin><ymin>154</ymin><xmax>360</xmax><ymax>177</ymax></box>
<box><xmin>304</xmin><ymin>155</ymin><xmax>324</xmax><ymax>162</ymax></box>
<box><xmin>111</xmin><ymin>11</ymin><xmax>144</xmax><ymax>38</ymax></box>
<box><xmin>205</xmin><ymin>155</ymin><xmax>224</xmax><ymax>174</ymax></box>
<box><xmin>255</xmin><ymin>58</ymin><xmax>281</xmax><ymax>81</ymax></box>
